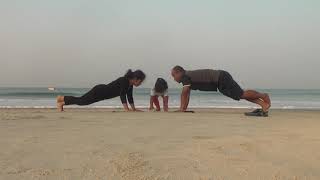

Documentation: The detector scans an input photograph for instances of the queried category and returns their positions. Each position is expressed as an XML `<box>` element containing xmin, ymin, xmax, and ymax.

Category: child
<box><xmin>149</xmin><ymin>78</ymin><xmax>169</xmax><ymax>112</ymax></box>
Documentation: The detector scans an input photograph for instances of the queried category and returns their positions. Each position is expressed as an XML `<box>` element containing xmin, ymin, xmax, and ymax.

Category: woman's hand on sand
<box><xmin>133</xmin><ymin>109</ymin><xmax>144</xmax><ymax>112</ymax></box>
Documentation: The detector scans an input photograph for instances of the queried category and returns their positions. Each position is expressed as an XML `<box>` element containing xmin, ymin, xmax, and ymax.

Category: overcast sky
<box><xmin>0</xmin><ymin>0</ymin><xmax>319</xmax><ymax>88</ymax></box>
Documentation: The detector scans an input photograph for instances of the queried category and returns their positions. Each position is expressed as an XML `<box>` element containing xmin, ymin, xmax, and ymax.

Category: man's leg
<box><xmin>218</xmin><ymin>71</ymin><xmax>271</xmax><ymax>113</ymax></box>
<box><xmin>241</xmin><ymin>90</ymin><xmax>271</xmax><ymax>112</ymax></box>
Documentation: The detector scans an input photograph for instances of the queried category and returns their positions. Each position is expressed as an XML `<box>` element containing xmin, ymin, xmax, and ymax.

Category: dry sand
<box><xmin>0</xmin><ymin>108</ymin><xmax>320</xmax><ymax>180</ymax></box>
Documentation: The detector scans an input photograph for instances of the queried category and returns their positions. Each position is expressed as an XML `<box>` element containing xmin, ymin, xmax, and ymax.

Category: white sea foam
<box><xmin>1</xmin><ymin>105</ymin><xmax>320</xmax><ymax>110</ymax></box>
<box><xmin>1</xmin><ymin>88</ymin><xmax>320</xmax><ymax>110</ymax></box>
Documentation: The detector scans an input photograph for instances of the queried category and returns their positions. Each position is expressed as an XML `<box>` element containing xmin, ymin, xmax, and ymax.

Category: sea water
<box><xmin>0</xmin><ymin>87</ymin><xmax>320</xmax><ymax>109</ymax></box>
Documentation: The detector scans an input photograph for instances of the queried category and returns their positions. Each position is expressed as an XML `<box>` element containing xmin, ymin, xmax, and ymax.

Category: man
<box><xmin>171</xmin><ymin>66</ymin><xmax>271</xmax><ymax>117</ymax></box>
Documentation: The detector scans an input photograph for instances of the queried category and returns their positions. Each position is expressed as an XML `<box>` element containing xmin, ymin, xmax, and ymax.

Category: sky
<box><xmin>0</xmin><ymin>0</ymin><xmax>319</xmax><ymax>89</ymax></box>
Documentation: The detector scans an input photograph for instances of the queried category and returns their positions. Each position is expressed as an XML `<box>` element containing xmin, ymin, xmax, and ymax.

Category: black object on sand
<box><xmin>244</xmin><ymin>109</ymin><xmax>268</xmax><ymax>117</ymax></box>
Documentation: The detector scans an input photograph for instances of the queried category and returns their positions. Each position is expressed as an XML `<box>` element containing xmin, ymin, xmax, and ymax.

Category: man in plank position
<box><xmin>171</xmin><ymin>66</ymin><xmax>271</xmax><ymax>117</ymax></box>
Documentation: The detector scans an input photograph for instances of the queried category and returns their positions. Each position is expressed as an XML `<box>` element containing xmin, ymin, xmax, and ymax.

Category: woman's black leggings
<box><xmin>64</xmin><ymin>85</ymin><xmax>109</xmax><ymax>106</ymax></box>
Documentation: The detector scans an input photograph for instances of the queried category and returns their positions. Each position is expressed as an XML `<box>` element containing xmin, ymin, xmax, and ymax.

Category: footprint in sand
<box><xmin>1</xmin><ymin>112</ymin><xmax>19</xmax><ymax>120</ymax></box>
<box><xmin>192</xmin><ymin>136</ymin><xmax>214</xmax><ymax>140</ymax></box>
<box><xmin>109</xmin><ymin>152</ymin><xmax>155</xmax><ymax>180</ymax></box>
<box><xmin>23</xmin><ymin>115</ymin><xmax>47</xmax><ymax>120</ymax></box>
<box><xmin>239</xmin><ymin>143</ymin><xmax>254</xmax><ymax>152</ymax></box>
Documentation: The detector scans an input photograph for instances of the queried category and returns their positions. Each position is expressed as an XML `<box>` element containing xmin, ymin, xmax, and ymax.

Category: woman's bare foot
<box><xmin>57</xmin><ymin>96</ymin><xmax>64</xmax><ymax>103</ymax></box>
<box><xmin>56</xmin><ymin>96</ymin><xmax>65</xmax><ymax>112</ymax></box>
<box><xmin>57</xmin><ymin>102</ymin><xmax>64</xmax><ymax>112</ymax></box>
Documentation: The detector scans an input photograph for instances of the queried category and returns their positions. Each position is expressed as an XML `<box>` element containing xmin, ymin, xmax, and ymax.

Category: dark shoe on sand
<box><xmin>245</xmin><ymin>109</ymin><xmax>268</xmax><ymax>117</ymax></box>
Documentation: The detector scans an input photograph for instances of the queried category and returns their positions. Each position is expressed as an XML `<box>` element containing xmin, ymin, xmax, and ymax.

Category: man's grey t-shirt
<box><xmin>180</xmin><ymin>69</ymin><xmax>221</xmax><ymax>91</ymax></box>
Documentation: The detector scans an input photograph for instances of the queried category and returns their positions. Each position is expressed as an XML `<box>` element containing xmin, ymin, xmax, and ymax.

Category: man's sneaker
<box><xmin>245</xmin><ymin>109</ymin><xmax>268</xmax><ymax>117</ymax></box>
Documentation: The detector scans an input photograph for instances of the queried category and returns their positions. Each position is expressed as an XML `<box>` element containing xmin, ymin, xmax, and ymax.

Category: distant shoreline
<box><xmin>2</xmin><ymin>88</ymin><xmax>320</xmax><ymax>109</ymax></box>
<box><xmin>1</xmin><ymin>106</ymin><xmax>320</xmax><ymax>111</ymax></box>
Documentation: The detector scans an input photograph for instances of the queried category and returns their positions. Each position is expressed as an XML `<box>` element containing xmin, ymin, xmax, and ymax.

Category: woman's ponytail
<box><xmin>124</xmin><ymin>69</ymin><xmax>134</xmax><ymax>79</ymax></box>
<box><xmin>124</xmin><ymin>69</ymin><xmax>146</xmax><ymax>81</ymax></box>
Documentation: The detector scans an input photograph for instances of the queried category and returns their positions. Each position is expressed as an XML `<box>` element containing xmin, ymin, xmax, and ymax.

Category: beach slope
<box><xmin>0</xmin><ymin>109</ymin><xmax>320</xmax><ymax>180</ymax></box>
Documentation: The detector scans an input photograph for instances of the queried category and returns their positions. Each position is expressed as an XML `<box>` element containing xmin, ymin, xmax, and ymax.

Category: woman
<box><xmin>56</xmin><ymin>69</ymin><xmax>146</xmax><ymax>112</ymax></box>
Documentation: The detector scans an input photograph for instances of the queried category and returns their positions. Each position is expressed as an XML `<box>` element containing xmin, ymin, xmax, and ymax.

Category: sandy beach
<box><xmin>0</xmin><ymin>108</ymin><xmax>320</xmax><ymax>180</ymax></box>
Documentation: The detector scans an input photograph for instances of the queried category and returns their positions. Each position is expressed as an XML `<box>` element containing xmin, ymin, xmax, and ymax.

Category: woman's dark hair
<box><xmin>125</xmin><ymin>69</ymin><xmax>146</xmax><ymax>81</ymax></box>
<box><xmin>154</xmin><ymin>78</ymin><xmax>168</xmax><ymax>93</ymax></box>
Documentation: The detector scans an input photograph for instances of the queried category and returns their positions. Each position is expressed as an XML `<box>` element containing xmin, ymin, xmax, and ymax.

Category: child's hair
<box><xmin>172</xmin><ymin>65</ymin><xmax>185</xmax><ymax>73</ymax></box>
<box><xmin>154</xmin><ymin>78</ymin><xmax>168</xmax><ymax>93</ymax></box>
<box><xmin>125</xmin><ymin>69</ymin><xmax>146</xmax><ymax>81</ymax></box>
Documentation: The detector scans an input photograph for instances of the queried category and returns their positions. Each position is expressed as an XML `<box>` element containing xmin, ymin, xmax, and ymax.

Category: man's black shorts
<box><xmin>218</xmin><ymin>71</ymin><xmax>244</xmax><ymax>101</ymax></box>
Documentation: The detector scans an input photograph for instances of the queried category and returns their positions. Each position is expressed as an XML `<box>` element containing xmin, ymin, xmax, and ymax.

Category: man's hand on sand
<box><xmin>174</xmin><ymin>109</ymin><xmax>185</xmax><ymax>112</ymax></box>
<box><xmin>124</xmin><ymin>109</ymin><xmax>142</xmax><ymax>112</ymax></box>
<box><xmin>174</xmin><ymin>110</ymin><xmax>195</xmax><ymax>113</ymax></box>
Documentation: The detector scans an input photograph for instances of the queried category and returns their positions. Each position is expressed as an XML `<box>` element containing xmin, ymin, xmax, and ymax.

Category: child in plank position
<box><xmin>149</xmin><ymin>78</ymin><xmax>169</xmax><ymax>112</ymax></box>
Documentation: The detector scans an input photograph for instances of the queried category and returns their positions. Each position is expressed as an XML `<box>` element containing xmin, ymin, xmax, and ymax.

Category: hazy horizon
<box><xmin>1</xmin><ymin>1</ymin><xmax>319</xmax><ymax>89</ymax></box>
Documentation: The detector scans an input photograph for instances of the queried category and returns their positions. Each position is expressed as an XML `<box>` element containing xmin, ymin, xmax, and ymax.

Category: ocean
<box><xmin>0</xmin><ymin>87</ymin><xmax>320</xmax><ymax>109</ymax></box>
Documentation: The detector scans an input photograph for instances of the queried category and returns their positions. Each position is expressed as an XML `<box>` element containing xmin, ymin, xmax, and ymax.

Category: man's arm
<box><xmin>179</xmin><ymin>86</ymin><xmax>191</xmax><ymax>111</ymax></box>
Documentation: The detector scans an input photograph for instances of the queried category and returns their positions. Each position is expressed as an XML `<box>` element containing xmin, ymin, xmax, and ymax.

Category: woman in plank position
<box><xmin>56</xmin><ymin>69</ymin><xmax>146</xmax><ymax>112</ymax></box>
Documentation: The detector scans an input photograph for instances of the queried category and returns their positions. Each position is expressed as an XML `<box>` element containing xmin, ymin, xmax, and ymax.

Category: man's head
<box><xmin>171</xmin><ymin>65</ymin><xmax>185</xmax><ymax>83</ymax></box>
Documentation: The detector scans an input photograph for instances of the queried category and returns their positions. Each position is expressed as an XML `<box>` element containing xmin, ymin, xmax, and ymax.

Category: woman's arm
<box><xmin>127</xmin><ymin>86</ymin><xmax>138</xmax><ymax>111</ymax></box>
<box><xmin>120</xmin><ymin>90</ymin><xmax>130</xmax><ymax>111</ymax></box>
<box><xmin>129</xmin><ymin>103</ymin><xmax>136</xmax><ymax>111</ymax></box>
<box><xmin>127</xmin><ymin>86</ymin><xmax>143</xmax><ymax>112</ymax></box>
<box><xmin>119</xmin><ymin>78</ymin><xmax>132</xmax><ymax>111</ymax></box>
<box><xmin>122</xmin><ymin>103</ymin><xmax>130</xmax><ymax>111</ymax></box>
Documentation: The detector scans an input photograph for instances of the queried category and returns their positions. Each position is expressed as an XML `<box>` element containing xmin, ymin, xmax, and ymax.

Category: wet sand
<box><xmin>0</xmin><ymin>108</ymin><xmax>320</xmax><ymax>180</ymax></box>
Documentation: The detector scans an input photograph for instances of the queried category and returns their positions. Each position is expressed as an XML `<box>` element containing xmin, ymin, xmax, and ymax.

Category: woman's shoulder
<box><xmin>107</xmin><ymin>76</ymin><xmax>127</xmax><ymax>85</ymax></box>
